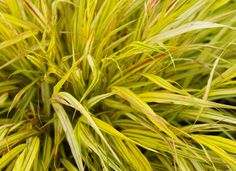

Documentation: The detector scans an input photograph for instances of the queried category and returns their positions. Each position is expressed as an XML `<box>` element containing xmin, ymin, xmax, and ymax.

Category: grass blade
<box><xmin>52</xmin><ymin>101</ymin><xmax>84</xmax><ymax>171</ymax></box>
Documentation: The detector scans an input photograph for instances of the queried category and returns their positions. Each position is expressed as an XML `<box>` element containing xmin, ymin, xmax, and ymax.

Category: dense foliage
<box><xmin>0</xmin><ymin>0</ymin><xmax>236</xmax><ymax>170</ymax></box>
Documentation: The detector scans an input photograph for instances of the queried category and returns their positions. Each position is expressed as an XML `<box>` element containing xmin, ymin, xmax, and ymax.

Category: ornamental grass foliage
<box><xmin>0</xmin><ymin>0</ymin><xmax>236</xmax><ymax>170</ymax></box>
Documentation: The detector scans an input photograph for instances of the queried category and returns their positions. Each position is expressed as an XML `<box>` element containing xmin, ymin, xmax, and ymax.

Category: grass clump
<box><xmin>1</xmin><ymin>0</ymin><xmax>236</xmax><ymax>170</ymax></box>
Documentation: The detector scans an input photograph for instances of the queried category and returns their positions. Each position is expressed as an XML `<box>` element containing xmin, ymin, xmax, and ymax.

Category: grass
<box><xmin>0</xmin><ymin>0</ymin><xmax>236</xmax><ymax>170</ymax></box>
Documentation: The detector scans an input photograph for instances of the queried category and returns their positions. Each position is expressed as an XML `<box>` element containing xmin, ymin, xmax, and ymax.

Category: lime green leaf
<box><xmin>8</xmin><ymin>79</ymin><xmax>38</xmax><ymax>113</ymax></box>
<box><xmin>112</xmin><ymin>86</ymin><xmax>178</xmax><ymax>140</ymax></box>
<box><xmin>22</xmin><ymin>137</ymin><xmax>40</xmax><ymax>171</ymax></box>
<box><xmin>60</xmin><ymin>158</ymin><xmax>78</xmax><ymax>171</ymax></box>
<box><xmin>139</xmin><ymin>92</ymin><xmax>236</xmax><ymax>109</ymax></box>
<box><xmin>54</xmin><ymin>92</ymin><xmax>121</xmax><ymax>164</ymax></box>
<box><xmin>52</xmin><ymin>102</ymin><xmax>84</xmax><ymax>171</ymax></box>
<box><xmin>147</xmin><ymin>21</ymin><xmax>235</xmax><ymax>43</ymax></box>
<box><xmin>0</xmin><ymin>144</ymin><xmax>26</xmax><ymax>170</ymax></box>
<box><xmin>143</xmin><ymin>73</ymin><xmax>188</xmax><ymax>95</ymax></box>
<box><xmin>0</xmin><ymin>30</ymin><xmax>37</xmax><ymax>50</ymax></box>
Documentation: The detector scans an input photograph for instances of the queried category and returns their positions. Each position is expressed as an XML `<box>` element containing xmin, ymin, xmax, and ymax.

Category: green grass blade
<box><xmin>52</xmin><ymin>101</ymin><xmax>84</xmax><ymax>171</ymax></box>
<box><xmin>0</xmin><ymin>144</ymin><xmax>26</xmax><ymax>170</ymax></box>
<box><xmin>112</xmin><ymin>86</ymin><xmax>179</xmax><ymax>140</ymax></box>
